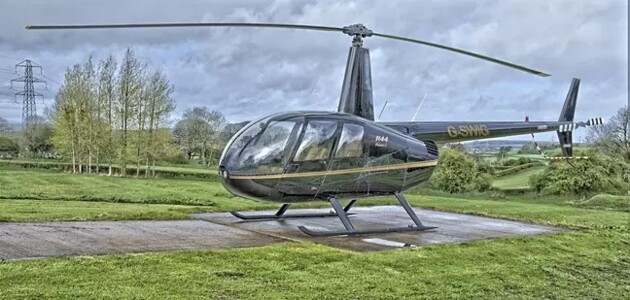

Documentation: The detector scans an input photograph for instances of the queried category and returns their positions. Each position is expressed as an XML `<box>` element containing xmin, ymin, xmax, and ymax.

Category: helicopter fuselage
<box><xmin>219</xmin><ymin>111</ymin><xmax>439</xmax><ymax>203</ymax></box>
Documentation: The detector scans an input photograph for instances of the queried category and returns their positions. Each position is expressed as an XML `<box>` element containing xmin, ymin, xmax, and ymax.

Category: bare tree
<box><xmin>0</xmin><ymin>117</ymin><xmax>12</xmax><ymax>135</ymax></box>
<box><xmin>174</xmin><ymin>107</ymin><xmax>225</xmax><ymax>166</ymax></box>
<box><xmin>588</xmin><ymin>106</ymin><xmax>630</xmax><ymax>161</ymax></box>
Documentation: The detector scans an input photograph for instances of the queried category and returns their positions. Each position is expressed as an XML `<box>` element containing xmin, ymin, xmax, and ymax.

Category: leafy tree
<box><xmin>96</xmin><ymin>55</ymin><xmax>118</xmax><ymax>175</ymax></box>
<box><xmin>51</xmin><ymin>49</ymin><xmax>176</xmax><ymax>176</ymax></box>
<box><xmin>117</xmin><ymin>48</ymin><xmax>143</xmax><ymax>175</ymax></box>
<box><xmin>144</xmin><ymin>70</ymin><xmax>175</xmax><ymax>177</ymax></box>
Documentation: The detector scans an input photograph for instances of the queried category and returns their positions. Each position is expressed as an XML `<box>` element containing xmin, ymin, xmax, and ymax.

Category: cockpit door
<box><xmin>280</xmin><ymin>119</ymin><xmax>339</xmax><ymax>195</ymax></box>
<box><xmin>288</xmin><ymin>119</ymin><xmax>339</xmax><ymax>173</ymax></box>
<box><xmin>323</xmin><ymin>122</ymin><xmax>367</xmax><ymax>194</ymax></box>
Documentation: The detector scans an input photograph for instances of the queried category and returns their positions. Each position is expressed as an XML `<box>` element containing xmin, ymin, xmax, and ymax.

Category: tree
<box><xmin>0</xmin><ymin>136</ymin><xmax>19</xmax><ymax>157</ymax></box>
<box><xmin>0</xmin><ymin>117</ymin><xmax>12</xmax><ymax>135</ymax></box>
<box><xmin>51</xmin><ymin>64</ymin><xmax>85</xmax><ymax>172</ymax></box>
<box><xmin>144</xmin><ymin>70</ymin><xmax>175</xmax><ymax>177</ymax></box>
<box><xmin>50</xmin><ymin>49</ymin><xmax>177</xmax><ymax>176</ymax></box>
<box><xmin>20</xmin><ymin>116</ymin><xmax>53</xmax><ymax>156</ymax></box>
<box><xmin>588</xmin><ymin>106</ymin><xmax>630</xmax><ymax>161</ymax></box>
<box><xmin>97</xmin><ymin>55</ymin><xmax>118</xmax><ymax>175</ymax></box>
<box><xmin>174</xmin><ymin>107</ymin><xmax>225</xmax><ymax>165</ymax></box>
<box><xmin>116</xmin><ymin>48</ymin><xmax>143</xmax><ymax>175</ymax></box>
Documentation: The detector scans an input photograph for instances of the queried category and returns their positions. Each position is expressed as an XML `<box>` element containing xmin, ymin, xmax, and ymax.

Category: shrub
<box><xmin>575</xmin><ymin>193</ymin><xmax>630</xmax><ymax>212</ymax></box>
<box><xmin>430</xmin><ymin>149</ymin><xmax>493</xmax><ymax>193</ymax></box>
<box><xmin>529</xmin><ymin>151</ymin><xmax>629</xmax><ymax>195</ymax></box>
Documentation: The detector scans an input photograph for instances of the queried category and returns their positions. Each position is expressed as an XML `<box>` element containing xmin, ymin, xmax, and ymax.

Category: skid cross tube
<box><xmin>230</xmin><ymin>201</ymin><xmax>357</xmax><ymax>220</ymax></box>
<box><xmin>298</xmin><ymin>193</ymin><xmax>437</xmax><ymax>237</ymax></box>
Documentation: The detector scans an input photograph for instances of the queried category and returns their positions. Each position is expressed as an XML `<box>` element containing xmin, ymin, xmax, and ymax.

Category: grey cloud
<box><xmin>0</xmin><ymin>0</ymin><xmax>626</xmax><ymax>142</ymax></box>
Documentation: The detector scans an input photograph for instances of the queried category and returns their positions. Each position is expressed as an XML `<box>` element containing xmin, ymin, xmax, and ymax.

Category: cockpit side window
<box><xmin>334</xmin><ymin>123</ymin><xmax>364</xmax><ymax>158</ymax></box>
<box><xmin>294</xmin><ymin>120</ymin><xmax>338</xmax><ymax>161</ymax></box>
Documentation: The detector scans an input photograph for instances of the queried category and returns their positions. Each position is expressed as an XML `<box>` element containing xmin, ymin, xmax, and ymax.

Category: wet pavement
<box><xmin>0</xmin><ymin>206</ymin><xmax>565</xmax><ymax>260</ymax></box>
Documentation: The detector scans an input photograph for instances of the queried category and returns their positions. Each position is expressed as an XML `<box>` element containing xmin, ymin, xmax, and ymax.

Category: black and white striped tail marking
<box><xmin>558</xmin><ymin>123</ymin><xmax>575</xmax><ymax>132</ymax></box>
<box><xmin>586</xmin><ymin>117</ymin><xmax>603</xmax><ymax>126</ymax></box>
<box><xmin>558</xmin><ymin>117</ymin><xmax>603</xmax><ymax>132</ymax></box>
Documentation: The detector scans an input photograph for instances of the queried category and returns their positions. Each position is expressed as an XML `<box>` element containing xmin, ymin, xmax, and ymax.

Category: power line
<box><xmin>0</xmin><ymin>54</ymin><xmax>20</xmax><ymax>63</ymax></box>
<box><xmin>42</xmin><ymin>74</ymin><xmax>62</xmax><ymax>86</ymax></box>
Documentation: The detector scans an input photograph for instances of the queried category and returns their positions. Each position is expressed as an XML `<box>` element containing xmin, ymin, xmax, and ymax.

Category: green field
<box><xmin>0</xmin><ymin>168</ymin><xmax>263</xmax><ymax>208</ymax></box>
<box><xmin>492</xmin><ymin>166</ymin><xmax>546</xmax><ymax>189</ymax></box>
<box><xmin>0</xmin><ymin>165</ymin><xmax>628</xmax><ymax>299</ymax></box>
<box><xmin>0</xmin><ymin>199</ymin><xmax>218</xmax><ymax>222</ymax></box>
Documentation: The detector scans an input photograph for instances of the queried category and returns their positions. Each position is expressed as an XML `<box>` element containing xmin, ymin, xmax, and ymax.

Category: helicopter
<box><xmin>26</xmin><ymin>22</ymin><xmax>602</xmax><ymax>237</ymax></box>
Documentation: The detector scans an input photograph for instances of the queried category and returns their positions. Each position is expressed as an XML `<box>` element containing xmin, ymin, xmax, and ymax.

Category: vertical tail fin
<box><xmin>557</xmin><ymin>78</ymin><xmax>580</xmax><ymax>158</ymax></box>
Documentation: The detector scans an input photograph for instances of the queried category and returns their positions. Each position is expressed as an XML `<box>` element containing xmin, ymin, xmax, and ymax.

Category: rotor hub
<box><xmin>342</xmin><ymin>24</ymin><xmax>373</xmax><ymax>38</ymax></box>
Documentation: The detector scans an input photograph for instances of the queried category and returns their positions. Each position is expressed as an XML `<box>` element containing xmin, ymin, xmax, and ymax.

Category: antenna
<box><xmin>411</xmin><ymin>93</ymin><xmax>428</xmax><ymax>121</ymax></box>
<box><xmin>377</xmin><ymin>101</ymin><xmax>389</xmax><ymax>121</ymax></box>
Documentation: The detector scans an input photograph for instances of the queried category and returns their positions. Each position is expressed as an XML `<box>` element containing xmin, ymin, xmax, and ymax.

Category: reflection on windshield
<box><xmin>294</xmin><ymin>120</ymin><xmax>337</xmax><ymax>161</ymax></box>
<box><xmin>335</xmin><ymin>123</ymin><xmax>364</xmax><ymax>157</ymax></box>
<box><xmin>226</xmin><ymin>119</ymin><xmax>300</xmax><ymax>174</ymax></box>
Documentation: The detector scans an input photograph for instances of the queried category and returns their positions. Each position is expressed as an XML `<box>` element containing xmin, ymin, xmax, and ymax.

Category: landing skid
<box><xmin>298</xmin><ymin>224</ymin><xmax>436</xmax><ymax>237</ymax></box>
<box><xmin>298</xmin><ymin>192</ymin><xmax>437</xmax><ymax>237</ymax></box>
<box><xmin>230</xmin><ymin>200</ymin><xmax>357</xmax><ymax>220</ymax></box>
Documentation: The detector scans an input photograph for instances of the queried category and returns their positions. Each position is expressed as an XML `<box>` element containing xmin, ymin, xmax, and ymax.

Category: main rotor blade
<box><xmin>25</xmin><ymin>22</ymin><xmax>344</xmax><ymax>33</ymax></box>
<box><xmin>372</xmin><ymin>32</ymin><xmax>550</xmax><ymax>77</ymax></box>
<box><xmin>26</xmin><ymin>22</ymin><xmax>550</xmax><ymax>77</ymax></box>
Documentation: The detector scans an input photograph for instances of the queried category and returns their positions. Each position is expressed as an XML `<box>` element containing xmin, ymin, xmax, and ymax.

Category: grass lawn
<box><xmin>0</xmin><ymin>195</ymin><xmax>628</xmax><ymax>299</ymax></box>
<box><xmin>492</xmin><ymin>166</ymin><xmax>546</xmax><ymax>189</ymax></box>
<box><xmin>0</xmin><ymin>199</ymin><xmax>219</xmax><ymax>222</ymax></box>
<box><xmin>0</xmin><ymin>167</ymin><xmax>628</xmax><ymax>298</ymax></box>
<box><xmin>0</xmin><ymin>168</ymin><xmax>271</xmax><ymax>210</ymax></box>
<box><xmin>0</xmin><ymin>159</ymin><xmax>217</xmax><ymax>173</ymax></box>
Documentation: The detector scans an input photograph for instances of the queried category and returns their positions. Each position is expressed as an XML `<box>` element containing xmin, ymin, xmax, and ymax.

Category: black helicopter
<box><xmin>27</xmin><ymin>22</ymin><xmax>602</xmax><ymax>237</ymax></box>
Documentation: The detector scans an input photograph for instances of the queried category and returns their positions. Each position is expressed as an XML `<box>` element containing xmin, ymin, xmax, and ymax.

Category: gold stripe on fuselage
<box><xmin>228</xmin><ymin>160</ymin><xmax>439</xmax><ymax>180</ymax></box>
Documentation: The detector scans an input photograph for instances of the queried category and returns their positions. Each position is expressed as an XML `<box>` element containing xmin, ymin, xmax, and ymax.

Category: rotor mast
<box><xmin>337</xmin><ymin>24</ymin><xmax>375</xmax><ymax>120</ymax></box>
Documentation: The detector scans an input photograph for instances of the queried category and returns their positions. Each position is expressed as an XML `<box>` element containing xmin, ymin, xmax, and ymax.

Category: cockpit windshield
<box><xmin>221</xmin><ymin>117</ymin><xmax>302</xmax><ymax>175</ymax></box>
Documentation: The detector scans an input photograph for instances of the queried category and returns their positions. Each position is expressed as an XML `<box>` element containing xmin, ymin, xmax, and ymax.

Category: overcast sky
<box><xmin>0</xmin><ymin>0</ymin><xmax>627</xmax><ymax>141</ymax></box>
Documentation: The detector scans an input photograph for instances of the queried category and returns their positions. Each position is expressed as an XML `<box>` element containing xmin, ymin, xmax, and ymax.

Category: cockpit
<box><xmin>219</xmin><ymin>112</ymin><xmax>367</xmax><ymax>177</ymax></box>
<box><xmin>220</xmin><ymin>114</ymin><xmax>301</xmax><ymax>176</ymax></box>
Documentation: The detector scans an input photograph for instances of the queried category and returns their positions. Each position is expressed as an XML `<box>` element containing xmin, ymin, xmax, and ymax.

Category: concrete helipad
<box><xmin>0</xmin><ymin>206</ymin><xmax>565</xmax><ymax>260</ymax></box>
<box><xmin>193</xmin><ymin>206</ymin><xmax>565</xmax><ymax>251</ymax></box>
<box><xmin>0</xmin><ymin>220</ymin><xmax>283</xmax><ymax>260</ymax></box>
